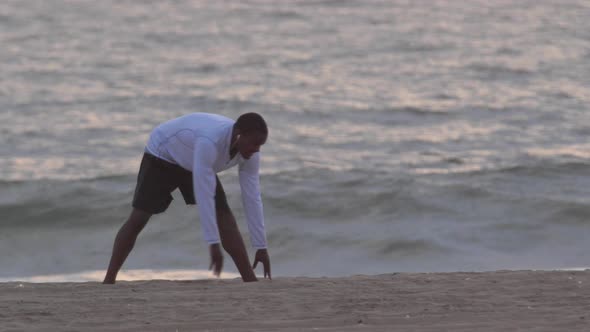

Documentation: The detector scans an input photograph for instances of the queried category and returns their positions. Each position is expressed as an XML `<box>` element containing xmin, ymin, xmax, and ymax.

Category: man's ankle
<box><xmin>103</xmin><ymin>275</ymin><xmax>116</xmax><ymax>284</ymax></box>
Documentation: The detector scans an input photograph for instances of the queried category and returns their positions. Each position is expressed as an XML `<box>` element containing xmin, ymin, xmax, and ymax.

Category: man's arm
<box><xmin>239</xmin><ymin>152</ymin><xmax>271</xmax><ymax>279</ymax></box>
<box><xmin>193</xmin><ymin>138</ymin><xmax>223</xmax><ymax>276</ymax></box>
<box><xmin>238</xmin><ymin>152</ymin><xmax>267</xmax><ymax>249</ymax></box>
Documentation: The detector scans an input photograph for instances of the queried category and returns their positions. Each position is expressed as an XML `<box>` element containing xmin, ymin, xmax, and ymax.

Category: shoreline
<box><xmin>0</xmin><ymin>269</ymin><xmax>242</xmax><ymax>283</ymax></box>
<box><xmin>2</xmin><ymin>266</ymin><xmax>588</xmax><ymax>283</ymax></box>
<box><xmin>2</xmin><ymin>270</ymin><xmax>589</xmax><ymax>331</ymax></box>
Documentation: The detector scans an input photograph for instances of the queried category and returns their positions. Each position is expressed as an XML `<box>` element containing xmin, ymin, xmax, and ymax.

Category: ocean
<box><xmin>1</xmin><ymin>0</ymin><xmax>589</xmax><ymax>282</ymax></box>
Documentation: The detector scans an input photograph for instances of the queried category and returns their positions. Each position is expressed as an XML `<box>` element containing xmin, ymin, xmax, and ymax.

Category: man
<box><xmin>103</xmin><ymin>112</ymin><xmax>271</xmax><ymax>284</ymax></box>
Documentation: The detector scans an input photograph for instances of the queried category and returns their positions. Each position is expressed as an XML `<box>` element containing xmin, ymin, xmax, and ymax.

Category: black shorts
<box><xmin>132</xmin><ymin>152</ymin><xmax>228</xmax><ymax>214</ymax></box>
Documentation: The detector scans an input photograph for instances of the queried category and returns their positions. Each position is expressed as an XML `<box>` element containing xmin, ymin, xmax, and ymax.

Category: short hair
<box><xmin>235</xmin><ymin>112</ymin><xmax>268</xmax><ymax>136</ymax></box>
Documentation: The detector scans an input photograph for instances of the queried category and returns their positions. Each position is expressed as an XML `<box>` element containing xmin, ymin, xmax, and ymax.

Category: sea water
<box><xmin>1</xmin><ymin>0</ymin><xmax>589</xmax><ymax>281</ymax></box>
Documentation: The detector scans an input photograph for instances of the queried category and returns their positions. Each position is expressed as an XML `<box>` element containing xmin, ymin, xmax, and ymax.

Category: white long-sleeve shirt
<box><xmin>144</xmin><ymin>113</ymin><xmax>267</xmax><ymax>249</ymax></box>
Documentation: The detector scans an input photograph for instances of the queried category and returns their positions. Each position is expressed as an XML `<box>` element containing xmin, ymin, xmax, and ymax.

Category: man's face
<box><xmin>239</xmin><ymin>132</ymin><xmax>267</xmax><ymax>159</ymax></box>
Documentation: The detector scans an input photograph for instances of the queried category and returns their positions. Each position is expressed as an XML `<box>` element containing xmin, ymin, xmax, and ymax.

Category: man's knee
<box><xmin>216</xmin><ymin>206</ymin><xmax>238</xmax><ymax>234</ymax></box>
<box><xmin>125</xmin><ymin>208</ymin><xmax>152</xmax><ymax>233</ymax></box>
<box><xmin>214</xmin><ymin>190</ymin><xmax>230</xmax><ymax>213</ymax></box>
<box><xmin>215</xmin><ymin>192</ymin><xmax>234</xmax><ymax>222</ymax></box>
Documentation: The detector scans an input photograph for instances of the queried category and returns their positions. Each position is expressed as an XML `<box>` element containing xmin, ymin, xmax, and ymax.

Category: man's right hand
<box><xmin>209</xmin><ymin>243</ymin><xmax>224</xmax><ymax>277</ymax></box>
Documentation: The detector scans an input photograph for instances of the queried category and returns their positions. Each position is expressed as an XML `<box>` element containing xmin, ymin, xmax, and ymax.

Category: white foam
<box><xmin>0</xmin><ymin>269</ymin><xmax>241</xmax><ymax>283</ymax></box>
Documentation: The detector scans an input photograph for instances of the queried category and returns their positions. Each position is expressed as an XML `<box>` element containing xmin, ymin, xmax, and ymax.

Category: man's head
<box><xmin>234</xmin><ymin>113</ymin><xmax>268</xmax><ymax>159</ymax></box>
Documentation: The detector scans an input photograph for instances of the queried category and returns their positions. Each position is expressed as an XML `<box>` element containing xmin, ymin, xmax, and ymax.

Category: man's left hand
<box><xmin>252</xmin><ymin>249</ymin><xmax>271</xmax><ymax>279</ymax></box>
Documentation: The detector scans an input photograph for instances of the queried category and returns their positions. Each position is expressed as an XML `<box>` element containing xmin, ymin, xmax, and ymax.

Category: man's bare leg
<box><xmin>103</xmin><ymin>208</ymin><xmax>152</xmax><ymax>284</ymax></box>
<box><xmin>217</xmin><ymin>205</ymin><xmax>258</xmax><ymax>282</ymax></box>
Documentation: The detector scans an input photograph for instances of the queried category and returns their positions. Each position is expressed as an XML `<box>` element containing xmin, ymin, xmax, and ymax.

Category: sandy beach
<box><xmin>2</xmin><ymin>270</ymin><xmax>589</xmax><ymax>331</ymax></box>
